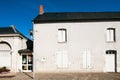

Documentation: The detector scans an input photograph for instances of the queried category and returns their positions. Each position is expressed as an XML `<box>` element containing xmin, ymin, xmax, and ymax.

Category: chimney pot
<box><xmin>40</xmin><ymin>5</ymin><xmax>44</xmax><ymax>15</ymax></box>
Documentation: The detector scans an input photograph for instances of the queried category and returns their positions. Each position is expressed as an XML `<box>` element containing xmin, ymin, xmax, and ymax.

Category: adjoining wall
<box><xmin>34</xmin><ymin>21</ymin><xmax>120</xmax><ymax>72</ymax></box>
<box><xmin>0</xmin><ymin>36</ymin><xmax>28</xmax><ymax>72</ymax></box>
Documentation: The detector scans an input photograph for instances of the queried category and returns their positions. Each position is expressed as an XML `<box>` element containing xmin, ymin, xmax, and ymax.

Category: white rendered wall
<box><xmin>34</xmin><ymin>21</ymin><xmax>120</xmax><ymax>72</ymax></box>
<box><xmin>0</xmin><ymin>36</ymin><xmax>28</xmax><ymax>72</ymax></box>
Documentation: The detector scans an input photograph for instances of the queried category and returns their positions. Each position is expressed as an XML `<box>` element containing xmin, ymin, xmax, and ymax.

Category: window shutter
<box><xmin>83</xmin><ymin>51</ymin><xmax>87</xmax><ymax>68</ymax></box>
<box><xmin>110</xmin><ymin>29</ymin><xmax>114</xmax><ymax>41</ymax></box>
<box><xmin>83</xmin><ymin>50</ymin><xmax>91</xmax><ymax>68</ymax></box>
<box><xmin>106</xmin><ymin>29</ymin><xmax>110</xmax><ymax>42</ymax></box>
<box><xmin>62</xmin><ymin>51</ymin><xmax>68</xmax><ymax>68</ymax></box>
<box><xmin>56</xmin><ymin>51</ymin><xmax>62</xmax><ymax>68</ymax></box>
<box><xmin>58</xmin><ymin>30</ymin><xmax>63</xmax><ymax>42</ymax></box>
<box><xmin>87</xmin><ymin>51</ymin><xmax>91</xmax><ymax>68</ymax></box>
<box><xmin>56</xmin><ymin>51</ymin><xmax>68</xmax><ymax>68</ymax></box>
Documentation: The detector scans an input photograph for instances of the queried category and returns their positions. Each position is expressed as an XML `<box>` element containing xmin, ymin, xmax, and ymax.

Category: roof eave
<box><xmin>0</xmin><ymin>34</ymin><xmax>27</xmax><ymax>39</ymax></box>
<box><xmin>33</xmin><ymin>18</ymin><xmax>120</xmax><ymax>24</ymax></box>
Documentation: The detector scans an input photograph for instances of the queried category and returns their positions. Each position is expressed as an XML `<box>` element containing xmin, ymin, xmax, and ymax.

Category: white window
<box><xmin>56</xmin><ymin>51</ymin><xmax>68</xmax><ymax>68</ymax></box>
<box><xmin>22</xmin><ymin>55</ymin><xmax>33</xmax><ymax>71</ymax></box>
<box><xmin>106</xmin><ymin>28</ymin><xmax>115</xmax><ymax>42</ymax></box>
<box><xmin>58</xmin><ymin>28</ymin><xmax>67</xmax><ymax>43</ymax></box>
<box><xmin>83</xmin><ymin>50</ymin><xmax>91</xmax><ymax>69</ymax></box>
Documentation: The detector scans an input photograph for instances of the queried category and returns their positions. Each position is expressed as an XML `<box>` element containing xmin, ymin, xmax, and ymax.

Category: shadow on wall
<box><xmin>26</xmin><ymin>39</ymin><xmax>33</xmax><ymax>51</ymax></box>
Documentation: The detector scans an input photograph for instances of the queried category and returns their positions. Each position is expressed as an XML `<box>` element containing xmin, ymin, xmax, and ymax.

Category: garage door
<box><xmin>0</xmin><ymin>42</ymin><xmax>11</xmax><ymax>67</ymax></box>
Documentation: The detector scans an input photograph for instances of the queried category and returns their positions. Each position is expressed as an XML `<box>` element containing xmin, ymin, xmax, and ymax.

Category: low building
<box><xmin>0</xmin><ymin>26</ymin><xmax>33</xmax><ymax>72</ymax></box>
<box><xmin>33</xmin><ymin>6</ymin><xmax>120</xmax><ymax>73</ymax></box>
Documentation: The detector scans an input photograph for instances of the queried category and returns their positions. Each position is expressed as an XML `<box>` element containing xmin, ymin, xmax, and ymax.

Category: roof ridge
<box><xmin>11</xmin><ymin>25</ymin><xmax>18</xmax><ymax>33</ymax></box>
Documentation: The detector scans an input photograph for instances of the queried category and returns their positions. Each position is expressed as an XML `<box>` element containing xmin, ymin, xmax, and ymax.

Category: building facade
<box><xmin>33</xmin><ymin>12</ymin><xmax>120</xmax><ymax>72</ymax></box>
<box><xmin>0</xmin><ymin>26</ymin><xmax>33</xmax><ymax>72</ymax></box>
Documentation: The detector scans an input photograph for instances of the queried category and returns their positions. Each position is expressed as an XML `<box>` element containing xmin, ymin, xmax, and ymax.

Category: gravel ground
<box><xmin>0</xmin><ymin>72</ymin><xmax>120</xmax><ymax>80</ymax></box>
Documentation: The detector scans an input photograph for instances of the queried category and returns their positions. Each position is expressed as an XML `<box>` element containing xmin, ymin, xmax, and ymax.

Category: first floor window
<box><xmin>22</xmin><ymin>54</ymin><xmax>33</xmax><ymax>71</ymax></box>
<box><xmin>58</xmin><ymin>28</ymin><xmax>67</xmax><ymax>43</ymax></box>
<box><xmin>106</xmin><ymin>28</ymin><xmax>115</xmax><ymax>42</ymax></box>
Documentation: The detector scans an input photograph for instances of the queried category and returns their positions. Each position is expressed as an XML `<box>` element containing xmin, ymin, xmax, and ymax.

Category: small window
<box><xmin>58</xmin><ymin>28</ymin><xmax>67</xmax><ymax>43</ymax></box>
<box><xmin>106</xmin><ymin>28</ymin><xmax>115</xmax><ymax>42</ymax></box>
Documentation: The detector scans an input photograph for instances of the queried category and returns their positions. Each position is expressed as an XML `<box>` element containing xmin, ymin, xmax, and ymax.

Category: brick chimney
<box><xmin>40</xmin><ymin>5</ymin><xmax>44</xmax><ymax>15</ymax></box>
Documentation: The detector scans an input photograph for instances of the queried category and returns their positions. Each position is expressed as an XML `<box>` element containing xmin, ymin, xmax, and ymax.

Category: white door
<box><xmin>105</xmin><ymin>54</ymin><xmax>115</xmax><ymax>72</ymax></box>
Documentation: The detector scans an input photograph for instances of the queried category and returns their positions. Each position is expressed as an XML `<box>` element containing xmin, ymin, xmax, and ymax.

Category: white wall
<box><xmin>34</xmin><ymin>21</ymin><xmax>120</xmax><ymax>72</ymax></box>
<box><xmin>0</xmin><ymin>36</ymin><xmax>28</xmax><ymax>72</ymax></box>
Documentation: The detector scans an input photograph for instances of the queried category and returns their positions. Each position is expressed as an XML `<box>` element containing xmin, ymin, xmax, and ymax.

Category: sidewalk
<box><xmin>35</xmin><ymin>72</ymin><xmax>120</xmax><ymax>80</ymax></box>
<box><xmin>0</xmin><ymin>72</ymin><xmax>33</xmax><ymax>80</ymax></box>
<box><xmin>0</xmin><ymin>72</ymin><xmax>120</xmax><ymax>80</ymax></box>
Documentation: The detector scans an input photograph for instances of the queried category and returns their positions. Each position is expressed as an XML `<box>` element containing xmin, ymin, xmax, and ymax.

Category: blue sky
<box><xmin>0</xmin><ymin>0</ymin><xmax>120</xmax><ymax>39</ymax></box>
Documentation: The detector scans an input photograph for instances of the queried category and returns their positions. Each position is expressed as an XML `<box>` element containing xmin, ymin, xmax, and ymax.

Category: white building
<box><xmin>0</xmin><ymin>26</ymin><xmax>33</xmax><ymax>72</ymax></box>
<box><xmin>33</xmin><ymin>6</ymin><xmax>120</xmax><ymax>73</ymax></box>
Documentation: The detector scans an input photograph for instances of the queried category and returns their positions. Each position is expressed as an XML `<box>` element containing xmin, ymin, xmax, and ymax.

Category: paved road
<box><xmin>0</xmin><ymin>72</ymin><xmax>33</xmax><ymax>80</ymax></box>
<box><xmin>35</xmin><ymin>72</ymin><xmax>120</xmax><ymax>80</ymax></box>
<box><xmin>0</xmin><ymin>72</ymin><xmax>120</xmax><ymax>80</ymax></box>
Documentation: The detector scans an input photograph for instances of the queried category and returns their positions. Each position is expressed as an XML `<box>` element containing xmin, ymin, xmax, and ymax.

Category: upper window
<box><xmin>106</xmin><ymin>28</ymin><xmax>115</xmax><ymax>42</ymax></box>
<box><xmin>58</xmin><ymin>28</ymin><xmax>67</xmax><ymax>43</ymax></box>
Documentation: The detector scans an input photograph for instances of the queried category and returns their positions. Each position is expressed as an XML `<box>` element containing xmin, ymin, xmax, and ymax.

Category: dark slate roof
<box><xmin>0</xmin><ymin>27</ymin><xmax>19</xmax><ymax>34</ymax></box>
<box><xmin>0</xmin><ymin>26</ymin><xmax>28</xmax><ymax>39</ymax></box>
<box><xmin>0</xmin><ymin>27</ymin><xmax>33</xmax><ymax>53</ymax></box>
<box><xmin>33</xmin><ymin>12</ymin><xmax>120</xmax><ymax>23</ymax></box>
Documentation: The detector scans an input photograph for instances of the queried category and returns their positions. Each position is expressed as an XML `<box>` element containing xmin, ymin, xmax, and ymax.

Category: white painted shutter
<box><xmin>110</xmin><ymin>29</ymin><xmax>114</xmax><ymax>41</ymax></box>
<box><xmin>58</xmin><ymin>30</ymin><xmax>62</xmax><ymax>42</ymax></box>
<box><xmin>62</xmin><ymin>51</ymin><xmax>68</xmax><ymax>68</ymax></box>
<box><xmin>62</xmin><ymin>30</ymin><xmax>66</xmax><ymax>42</ymax></box>
<box><xmin>56</xmin><ymin>51</ymin><xmax>68</xmax><ymax>68</ymax></box>
<box><xmin>56</xmin><ymin>51</ymin><xmax>62</xmax><ymax>68</ymax></box>
<box><xmin>83</xmin><ymin>51</ymin><xmax>91</xmax><ymax>68</ymax></box>
<box><xmin>83</xmin><ymin>51</ymin><xmax>87</xmax><ymax>68</ymax></box>
<box><xmin>87</xmin><ymin>51</ymin><xmax>91</xmax><ymax>68</ymax></box>
<box><xmin>106</xmin><ymin>29</ymin><xmax>110</xmax><ymax>42</ymax></box>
